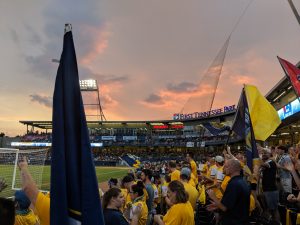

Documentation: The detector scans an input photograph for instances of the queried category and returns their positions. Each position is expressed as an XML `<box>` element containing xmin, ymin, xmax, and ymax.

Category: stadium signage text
<box><xmin>173</xmin><ymin>104</ymin><xmax>236</xmax><ymax>120</ymax></box>
<box><xmin>152</xmin><ymin>124</ymin><xmax>184</xmax><ymax>129</ymax></box>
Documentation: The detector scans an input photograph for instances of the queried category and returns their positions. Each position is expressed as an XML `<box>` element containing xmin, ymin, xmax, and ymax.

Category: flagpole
<box><xmin>287</xmin><ymin>0</ymin><xmax>300</xmax><ymax>26</ymax></box>
<box><xmin>225</xmin><ymin>129</ymin><xmax>233</xmax><ymax>146</ymax></box>
<box><xmin>224</xmin><ymin>85</ymin><xmax>245</xmax><ymax>149</ymax></box>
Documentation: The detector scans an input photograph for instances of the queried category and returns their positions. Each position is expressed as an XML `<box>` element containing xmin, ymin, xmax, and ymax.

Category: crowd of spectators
<box><xmin>19</xmin><ymin>131</ymin><xmax>240</xmax><ymax>148</ymax></box>
<box><xmin>4</xmin><ymin>144</ymin><xmax>300</xmax><ymax>224</ymax></box>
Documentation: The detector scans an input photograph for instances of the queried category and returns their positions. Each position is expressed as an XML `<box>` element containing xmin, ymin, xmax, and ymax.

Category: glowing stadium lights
<box><xmin>273</xmin><ymin>90</ymin><xmax>286</xmax><ymax>102</ymax></box>
<box><xmin>79</xmin><ymin>79</ymin><xmax>98</xmax><ymax>91</ymax></box>
<box><xmin>150</xmin><ymin>123</ymin><xmax>164</xmax><ymax>126</ymax></box>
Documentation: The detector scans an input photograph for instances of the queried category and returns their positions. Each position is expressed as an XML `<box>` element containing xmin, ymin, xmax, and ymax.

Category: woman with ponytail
<box><xmin>102</xmin><ymin>187</ymin><xmax>142</xmax><ymax>225</ymax></box>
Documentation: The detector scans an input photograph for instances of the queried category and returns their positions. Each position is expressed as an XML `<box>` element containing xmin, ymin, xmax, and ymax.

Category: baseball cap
<box><xmin>215</xmin><ymin>156</ymin><xmax>224</xmax><ymax>163</ymax></box>
<box><xmin>181</xmin><ymin>167</ymin><xmax>191</xmax><ymax>177</ymax></box>
<box><xmin>15</xmin><ymin>190</ymin><xmax>31</xmax><ymax>209</ymax></box>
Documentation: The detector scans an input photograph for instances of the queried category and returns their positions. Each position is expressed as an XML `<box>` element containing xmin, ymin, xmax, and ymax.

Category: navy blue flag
<box><xmin>202</xmin><ymin>122</ymin><xmax>230</xmax><ymax>136</ymax></box>
<box><xmin>231</xmin><ymin>89</ymin><xmax>259</xmax><ymax>170</ymax></box>
<box><xmin>50</xmin><ymin>24</ymin><xmax>104</xmax><ymax>225</ymax></box>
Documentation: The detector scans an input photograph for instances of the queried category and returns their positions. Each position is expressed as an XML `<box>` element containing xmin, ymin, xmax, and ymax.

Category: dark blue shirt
<box><xmin>103</xmin><ymin>208</ymin><xmax>129</xmax><ymax>225</ymax></box>
<box><xmin>221</xmin><ymin>175</ymin><xmax>250</xmax><ymax>225</ymax></box>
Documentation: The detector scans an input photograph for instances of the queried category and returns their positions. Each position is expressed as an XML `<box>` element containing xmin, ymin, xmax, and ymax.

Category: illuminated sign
<box><xmin>278</xmin><ymin>98</ymin><xmax>300</xmax><ymax>120</ymax></box>
<box><xmin>11</xmin><ymin>142</ymin><xmax>52</xmax><ymax>147</ymax></box>
<box><xmin>173</xmin><ymin>104</ymin><xmax>236</xmax><ymax>120</ymax></box>
<box><xmin>152</xmin><ymin>124</ymin><xmax>184</xmax><ymax>129</ymax></box>
<box><xmin>153</xmin><ymin>125</ymin><xmax>169</xmax><ymax>129</ymax></box>
<box><xmin>101</xmin><ymin>136</ymin><xmax>116</xmax><ymax>141</ymax></box>
<box><xmin>11</xmin><ymin>142</ymin><xmax>103</xmax><ymax>147</ymax></box>
<box><xmin>170</xmin><ymin>125</ymin><xmax>184</xmax><ymax>129</ymax></box>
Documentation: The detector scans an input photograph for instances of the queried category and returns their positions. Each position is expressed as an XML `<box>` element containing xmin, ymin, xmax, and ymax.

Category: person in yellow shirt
<box><xmin>129</xmin><ymin>182</ymin><xmax>148</xmax><ymax>225</ymax></box>
<box><xmin>35</xmin><ymin>193</ymin><xmax>50</xmax><ymax>225</ymax></box>
<box><xmin>168</xmin><ymin>161</ymin><xmax>181</xmax><ymax>181</ymax></box>
<box><xmin>14</xmin><ymin>190</ymin><xmax>39</xmax><ymax>225</ymax></box>
<box><xmin>213</xmin><ymin>156</ymin><xmax>225</xmax><ymax>199</ymax></box>
<box><xmin>180</xmin><ymin>167</ymin><xmax>199</xmax><ymax>210</ymax></box>
<box><xmin>205</xmin><ymin>157</ymin><xmax>217</xmax><ymax>184</ymax></box>
<box><xmin>18</xmin><ymin>157</ymin><xmax>49</xmax><ymax>225</ymax></box>
<box><xmin>121</xmin><ymin>175</ymin><xmax>135</xmax><ymax>210</ymax></box>
<box><xmin>189</xmin><ymin>173</ymin><xmax>197</xmax><ymax>187</ymax></box>
<box><xmin>181</xmin><ymin>161</ymin><xmax>197</xmax><ymax>187</ymax></box>
<box><xmin>186</xmin><ymin>152</ymin><xmax>198</xmax><ymax>179</ymax></box>
<box><xmin>153</xmin><ymin>180</ymin><xmax>195</xmax><ymax>225</ymax></box>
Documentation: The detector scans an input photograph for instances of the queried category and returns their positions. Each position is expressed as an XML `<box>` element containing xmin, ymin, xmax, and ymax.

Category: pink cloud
<box><xmin>79</xmin><ymin>24</ymin><xmax>111</xmax><ymax>65</ymax></box>
<box><xmin>229</xmin><ymin>74</ymin><xmax>257</xmax><ymax>85</ymax></box>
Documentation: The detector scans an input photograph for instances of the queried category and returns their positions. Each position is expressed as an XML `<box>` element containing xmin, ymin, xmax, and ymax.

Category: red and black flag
<box><xmin>277</xmin><ymin>56</ymin><xmax>300</xmax><ymax>97</ymax></box>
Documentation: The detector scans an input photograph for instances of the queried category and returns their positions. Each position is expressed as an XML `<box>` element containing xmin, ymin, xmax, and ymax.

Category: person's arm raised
<box><xmin>18</xmin><ymin>157</ymin><xmax>39</xmax><ymax>205</ymax></box>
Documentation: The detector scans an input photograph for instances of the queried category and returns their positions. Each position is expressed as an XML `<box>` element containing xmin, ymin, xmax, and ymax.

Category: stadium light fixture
<box><xmin>79</xmin><ymin>79</ymin><xmax>98</xmax><ymax>91</ymax></box>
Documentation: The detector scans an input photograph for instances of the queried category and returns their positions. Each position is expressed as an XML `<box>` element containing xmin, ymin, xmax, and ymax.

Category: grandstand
<box><xmin>16</xmin><ymin>106</ymin><xmax>240</xmax><ymax>162</ymax></box>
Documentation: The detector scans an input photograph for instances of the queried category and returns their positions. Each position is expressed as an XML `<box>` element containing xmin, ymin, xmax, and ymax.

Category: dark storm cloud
<box><xmin>144</xmin><ymin>94</ymin><xmax>164</xmax><ymax>104</ymax></box>
<box><xmin>25</xmin><ymin>0</ymin><xmax>107</xmax><ymax>79</ymax></box>
<box><xmin>29</xmin><ymin>94</ymin><xmax>52</xmax><ymax>107</ymax></box>
<box><xmin>79</xmin><ymin>67</ymin><xmax>129</xmax><ymax>84</ymax></box>
<box><xmin>97</xmin><ymin>74</ymin><xmax>129</xmax><ymax>84</ymax></box>
<box><xmin>166</xmin><ymin>82</ymin><xmax>198</xmax><ymax>93</ymax></box>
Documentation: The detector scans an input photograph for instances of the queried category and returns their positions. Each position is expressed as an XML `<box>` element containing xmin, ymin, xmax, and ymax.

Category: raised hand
<box><xmin>0</xmin><ymin>178</ymin><xmax>7</xmax><ymax>192</ymax></box>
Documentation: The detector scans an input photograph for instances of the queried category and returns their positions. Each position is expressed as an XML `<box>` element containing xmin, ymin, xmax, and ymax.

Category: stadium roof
<box><xmin>266</xmin><ymin>61</ymin><xmax>300</xmax><ymax>110</ymax></box>
<box><xmin>19</xmin><ymin>110</ymin><xmax>236</xmax><ymax>130</ymax></box>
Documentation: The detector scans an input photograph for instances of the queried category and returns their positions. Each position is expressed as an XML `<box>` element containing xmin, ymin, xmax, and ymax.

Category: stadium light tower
<box><xmin>79</xmin><ymin>79</ymin><xmax>106</xmax><ymax>121</ymax></box>
<box><xmin>51</xmin><ymin>59</ymin><xmax>106</xmax><ymax>122</ymax></box>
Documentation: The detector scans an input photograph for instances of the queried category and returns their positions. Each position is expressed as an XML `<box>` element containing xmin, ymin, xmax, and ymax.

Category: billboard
<box><xmin>173</xmin><ymin>104</ymin><xmax>235</xmax><ymax>120</ymax></box>
<box><xmin>277</xmin><ymin>98</ymin><xmax>300</xmax><ymax>120</ymax></box>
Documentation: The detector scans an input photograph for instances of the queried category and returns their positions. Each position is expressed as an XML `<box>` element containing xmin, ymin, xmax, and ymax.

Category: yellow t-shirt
<box><xmin>189</xmin><ymin>173</ymin><xmax>197</xmax><ymax>187</ymax></box>
<box><xmin>163</xmin><ymin>202</ymin><xmax>195</xmax><ymax>225</ymax></box>
<box><xmin>183</xmin><ymin>182</ymin><xmax>199</xmax><ymax>210</ymax></box>
<box><xmin>220</xmin><ymin>176</ymin><xmax>231</xmax><ymax>193</ymax></box>
<box><xmin>214</xmin><ymin>166</ymin><xmax>225</xmax><ymax>199</ymax></box>
<box><xmin>131</xmin><ymin>200</ymin><xmax>148</xmax><ymax>225</ymax></box>
<box><xmin>249</xmin><ymin>194</ymin><xmax>255</xmax><ymax>213</ymax></box>
<box><xmin>207</xmin><ymin>165</ymin><xmax>217</xmax><ymax>178</ymax></box>
<box><xmin>35</xmin><ymin>192</ymin><xmax>50</xmax><ymax>225</ymax></box>
<box><xmin>142</xmin><ymin>188</ymin><xmax>149</xmax><ymax>202</ymax></box>
<box><xmin>200</xmin><ymin>163</ymin><xmax>208</xmax><ymax>176</ymax></box>
<box><xmin>15</xmin><ymin>210</ymin><xmax>38</xmax><ymax>225</ymax></box>
<box><xmin>190</xmin><ymin>160</ymin><xmax>197</xmax><ymax>178</ymax></box>
<box><xmin>121</xmin><ymin>188</ymin><xmax>132</xmax><ymax>211</ymax></box>
<box><xmin>170</xmin><ymin>169</ymin><xmax>181</xmax><ymax>181</ymax></box>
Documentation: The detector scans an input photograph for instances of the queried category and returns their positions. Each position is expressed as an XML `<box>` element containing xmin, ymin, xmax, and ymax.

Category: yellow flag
<box><xmin>244</xmin><ymin>84</ymin><xmax>281</xmax><ymax>141</ymax></box>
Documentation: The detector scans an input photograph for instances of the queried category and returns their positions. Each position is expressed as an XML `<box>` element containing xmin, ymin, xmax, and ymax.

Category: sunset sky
<box><xmin>1</xmin><ymin>0</ymin><xmax>300</xmax><ymax>136</ymax></box>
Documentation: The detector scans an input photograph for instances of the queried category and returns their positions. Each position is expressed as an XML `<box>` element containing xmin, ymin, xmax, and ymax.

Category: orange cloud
<box><xmin>229</xmin><ymin>74</ymin><xmax>257</xmax><ymax>85</ymax></box>
<box><xmin>79</xmin><ymin>24</ymin><xmax>111</xmax><ymax>65</ymax></box>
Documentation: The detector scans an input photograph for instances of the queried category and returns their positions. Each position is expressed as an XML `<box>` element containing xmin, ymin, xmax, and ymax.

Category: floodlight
<box><xmin>79</xmin><ymin>79</ymin><xmax>98</xmax><ymax>91</ymax></box>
